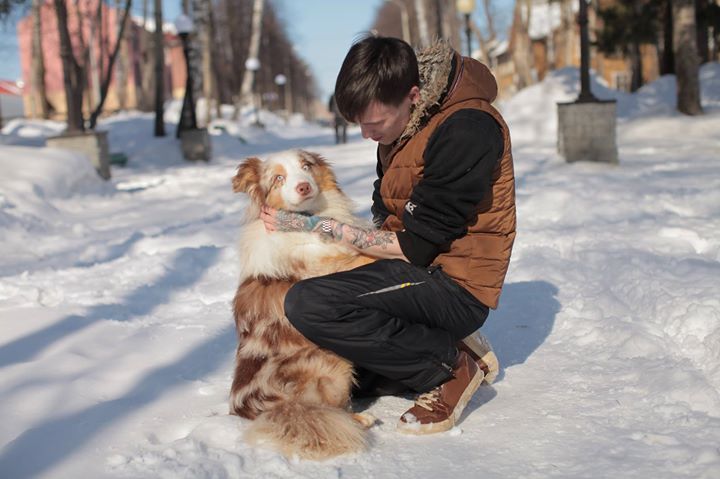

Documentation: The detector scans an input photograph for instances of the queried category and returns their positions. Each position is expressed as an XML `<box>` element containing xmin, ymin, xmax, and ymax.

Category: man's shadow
<box><xmin>482</xmin><ymin>280</ymin><xmax>560</xmax><ymax>375</ymax></box>
<box><xmin>353</xmin><ymin>280</ymin><xmax>560</xmax><ymax>415</ymax></box>
<box><xmin>461</xmin><ymin>280</ymin><xmax>560</xmax><ymax>415</ymax></box>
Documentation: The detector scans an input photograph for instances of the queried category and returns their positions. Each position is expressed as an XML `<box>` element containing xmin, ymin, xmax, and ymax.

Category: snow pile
<box><xmin>501</xmin><ymin>62</ymin><xmax>720</xmax><ymax>146</ymax></box>
<box><xmin>1</xmin><ymin>64</ymin><xmax>719</xmax><ymax>478</ymax></box>
<box><xmin>0</xmin><ymin>146</ymin><xmax>105</xmax><ymax>270</ymax></box>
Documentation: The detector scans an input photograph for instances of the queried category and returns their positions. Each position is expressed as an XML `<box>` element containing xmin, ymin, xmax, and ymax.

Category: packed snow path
<box><xmin>1</xmin><ymin>67</ymin><xmax>720</xmax><ymax>478</ymax></box>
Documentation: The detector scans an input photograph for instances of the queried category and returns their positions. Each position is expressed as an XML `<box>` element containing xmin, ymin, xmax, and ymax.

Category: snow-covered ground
<box><xmin>1</xmin><ymin>64</ymin><xmax>719</xmax><ymax>478</ymax></box>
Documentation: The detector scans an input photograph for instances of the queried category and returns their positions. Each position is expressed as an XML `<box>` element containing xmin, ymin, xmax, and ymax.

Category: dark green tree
<box><xmin>596</xmin><ymin>0</ymin><xmax>661</xmax><ymax>92</ymax></box>
<box><xmin>0</xmin><ymin>0</ymin><xmax>26</xmax><ymax>17</ymax></box>
<box><xmin>696</xmin><ymin>0</ymin><xmax>720</xmax><ymax>62</ymax></box>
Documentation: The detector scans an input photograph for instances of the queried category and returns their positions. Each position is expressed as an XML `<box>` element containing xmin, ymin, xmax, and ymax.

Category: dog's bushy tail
<box><xmin>245</xmin><ymin>401</ymin><xmax>366</xmax><ymax>460</ymax></box>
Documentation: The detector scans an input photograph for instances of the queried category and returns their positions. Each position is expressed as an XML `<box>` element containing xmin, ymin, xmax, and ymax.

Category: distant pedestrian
<box><xmin>328</xmin><ymin>93</ymin><xmax>347</xmax><ymax>144</ymax></box>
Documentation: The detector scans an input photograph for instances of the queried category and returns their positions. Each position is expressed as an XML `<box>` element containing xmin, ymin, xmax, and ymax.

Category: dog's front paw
<box><xmin>352</xmin><ymin>412</ymin><xmax>379</xmax><ymax>429</ymax></box>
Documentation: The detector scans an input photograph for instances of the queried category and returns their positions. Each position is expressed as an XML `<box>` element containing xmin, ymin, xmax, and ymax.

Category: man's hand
<box><xmin>260</xmin><ymin>206</ymin><xmax>322</xmax><ymax>233</ymax></box>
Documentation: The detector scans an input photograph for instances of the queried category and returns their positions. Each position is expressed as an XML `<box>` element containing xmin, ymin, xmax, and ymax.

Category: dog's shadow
<box><xmin>351</xmin><ymin>280</ymin><xmax>560</xmax><ymax>418</ymax></box>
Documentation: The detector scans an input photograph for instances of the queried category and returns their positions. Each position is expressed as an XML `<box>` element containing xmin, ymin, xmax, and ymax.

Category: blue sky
<box><xmin>0</xmin><ymin>0</ymin><xmax>511</xmax><ymax>100</ymax></box>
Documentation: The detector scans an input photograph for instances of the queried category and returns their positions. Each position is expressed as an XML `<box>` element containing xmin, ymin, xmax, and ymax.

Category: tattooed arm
<box><xmin>260</xmin><ymin>206</ymin><xmax>408</xmax><ymax>260</ymax></box>
<box><xmin>318</xmin><ymin>218</ymin><xmax>407</xmax><ymax>260</ymax></box>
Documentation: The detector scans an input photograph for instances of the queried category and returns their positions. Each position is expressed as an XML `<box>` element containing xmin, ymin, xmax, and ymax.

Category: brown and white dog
<box><xmin>229</xmin><ymin>149</ymin><xmax>375</xmax><ymax>460</ymax></box>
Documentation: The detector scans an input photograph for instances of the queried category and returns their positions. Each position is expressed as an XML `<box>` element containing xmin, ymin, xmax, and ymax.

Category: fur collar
<box><xmin>398</xmin><ymin>40</ymin><xmax>456</xmax><ymax>142</ymax></box>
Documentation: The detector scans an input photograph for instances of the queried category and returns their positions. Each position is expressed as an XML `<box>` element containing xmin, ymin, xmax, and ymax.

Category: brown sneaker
<box><xmin>397</xmin><ymin>351</ymin><xmax>484</xmax><ymax>435</ymax></box>
<box><xmin>459</xmin><ymin>330</ymin><xmax>500</xmax><ymax>384</ymax></box>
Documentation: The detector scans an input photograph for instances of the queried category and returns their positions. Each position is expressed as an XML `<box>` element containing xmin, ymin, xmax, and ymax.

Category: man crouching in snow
<box><xmin>260</xmin><ymin>34</ymin><xmax>515</xmax><ymax>434</ymax></box>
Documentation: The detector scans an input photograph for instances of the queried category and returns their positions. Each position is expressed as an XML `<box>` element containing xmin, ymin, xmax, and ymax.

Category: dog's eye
<box><xmin>301</xmin><ymin>163</ymin><xmax>312</xmax><ymax>171</ymax></box>
<box><xmin>274</xmin><ymin>175</ymin><xmax>285</xmax><ymax>183</ymax></box>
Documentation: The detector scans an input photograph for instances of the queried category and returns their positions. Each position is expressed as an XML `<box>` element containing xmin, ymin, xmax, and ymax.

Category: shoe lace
<box><xmin>415</xmin><ymin>388</ymin><xmax>441</xmax><ymax>411</ymax></box>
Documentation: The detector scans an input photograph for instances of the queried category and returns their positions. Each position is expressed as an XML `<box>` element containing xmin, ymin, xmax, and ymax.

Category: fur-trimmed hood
<box><xmin>398</xmin><ymin>40</ymin><xmax>498</xmax><ymax>142</ymax></box>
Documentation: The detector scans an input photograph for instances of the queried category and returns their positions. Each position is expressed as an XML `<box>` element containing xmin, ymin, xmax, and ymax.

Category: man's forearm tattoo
<box><xmin>348</xmin><ymin>228</ymin><xmax>396</xmax><ymax>250</ymax></box>
<box><xmin>274</xmin><ymin>210</ymin><xmax>321</xmax><ymax>232</ymax></box>
<box><xmin>319</xmin><ymin>221</ymin><xmax>395</xmax><ymax>250</ymax></box>
<box><xmin>272</xmin><ymin>211</ymin><xmax>394</xmax><ymax>251</ymax></box>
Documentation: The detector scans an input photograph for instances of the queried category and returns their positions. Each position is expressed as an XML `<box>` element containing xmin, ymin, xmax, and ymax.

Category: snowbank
<box><xmin>501</xmin><ymin>62</ymin><xmax>720</xmax><ymax>146</ymax></box>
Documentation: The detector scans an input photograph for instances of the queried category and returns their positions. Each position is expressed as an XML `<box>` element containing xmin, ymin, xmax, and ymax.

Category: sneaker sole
<box><xmin>396</xmin><ymin>368</ymin><xmax>485</xmax><ymax>435</ymax></box>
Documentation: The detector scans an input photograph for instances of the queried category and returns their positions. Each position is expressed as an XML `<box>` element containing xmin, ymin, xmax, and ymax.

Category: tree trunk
<box><xmin>561</xmin><ymin>0</ymin><xmax>574</xmax><ymax>68</ymax></box>
<box><xmin>88</xmin><ymin>4</ymin><xmax>101</xmax><ymax>110</ymax></box>
<box><xmin>54</xmin><ymin>0</ymin><xmax>85</xmax><ymax>132</ymax></box>
<box><xmin>31</xmin><ymin>0</ymin><xmax>50</xmax><ymax>119</ymax></box>
<box><xmin>209</xmin><ymin>5</ymin><xmax>221</xmax><ymax>119</ymax></box>
<box><xmin>470</xmin><ymin>18</ymin><xmax>489</xmax><ymax>64</ymax></box>
<box><xmin>115</xmin><ymin>0</ymin><xmax>129</xmax><ymax>110</ymax></box>
<box><xmin>414</xmin><ymin>0</ymin><xmax>430</xmax><ymax>47</ymax></box>
<box><xmin>88</xmin><ymin>0</ymin><xmax>132</xmax><ymax>129</ymax></box>
<box><xmin>695</xmin><ymin>0</ymin><xmax>709</xmax><ymax>62</ymax></box>
<box><xmin>153</xmin><ymin>0</ymin><xmax>165</xmax><ymax>136</ymax></box>
<box><xmin>137</xmin><ymin>0</ymin><xmax>153</xmax><ymax>111</ymax></box>
<box><xmin>630</xmin><ymin>41</ymin><xmax>644</xmax><ymax>92</ymax></box>
<box><xmin>433</xmin><ymin>0</ymin><xmax>444</xmax><ymax>39</ymax></box>
<box><xmin>235</xmin><ymin>0</ymin><xmax>264</xmax><ymax>118</ymax></box>
<box><xmin>482</xmin><ymin>0</ymin><xmax>496</xmax><ymax>42</ymax></box>
<box><xmin>673</xmin><ymin>0</ymin><xmax>703</xmax><ymax>114</ymax></box>
<box><xmin>191</xmin><ymin>0</ymin><xmax>213</xmax><ymax>126</ymax></box>
<box><xmin>660</xmin><ymin>0</ymin><xmax>675</xmax><ymax>75</ymax></box>
<box><xmin>512</xmin><ymin>0</ymin><xmax>535</xmax><ymax>90</ymax></box>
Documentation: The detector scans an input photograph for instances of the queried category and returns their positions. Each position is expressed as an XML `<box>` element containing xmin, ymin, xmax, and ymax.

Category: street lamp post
<box><xmin>456</xmin><ymin>0</ymin><xmax>475</xmax><ymax>58</ymax></box>
<box><xmin>245</xmin><ymin>57</ymin><xmax>261</xmax><ymax>126</ymax></box>
<box><xmin>175</xmin><ymin>14</ymin><xmax>197</xmax><ymax>139</ymax></box>
<box><xmin>556</xmin><ymin>0</ymin><xmax>617</xmax><ymax>164</ymax></box>
<box><xmin>577</xmin><ymin>0</ymin><xmax>598</xmax><ymax>102</ymax></box>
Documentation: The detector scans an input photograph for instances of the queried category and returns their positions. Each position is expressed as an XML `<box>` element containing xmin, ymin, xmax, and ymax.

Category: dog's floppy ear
<box><xmin>233</xmin><ymin>157</ymin><xmax>264</xmax><ymax>201</ymax></box>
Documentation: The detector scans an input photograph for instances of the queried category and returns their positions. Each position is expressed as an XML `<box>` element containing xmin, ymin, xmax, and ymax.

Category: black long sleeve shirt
<box><xmin>372</xmin><ymin>109</ymin><xmax>504</xmax><ymax>267</ymax></box>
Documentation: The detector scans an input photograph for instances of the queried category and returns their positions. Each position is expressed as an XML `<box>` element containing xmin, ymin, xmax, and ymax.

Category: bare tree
<box><xmin>512</xmin><ymin>0</ymin><xmax>535</xmax><ymax>89</ymax></box>
<box><xmin>31</xmin><ymin>0</ymin><xmax>50</xmax><ymax>119</ymax></box>
<box><xmin>235</xmin><ymin>0</ymin><xmax>264</xmax><ymax>118</ymax></box>
<box><xmin>559</xmin><ymin>0</ymin><xmax>574</xmax><ymax>68</ymax></box>
<box><xmin>153</xmin><ymin>0</ymin><xmax>165</xmax><ymax>136</ymax></box>
<box><xmin>115</xmin><ymin>0</ymin><xmax>129</xmax><ymax>110</ymax></box>
<box><xmin>468</xmin><ymin>0</ymin><xmax>499</xmax><ymax>63</ymax></box>
<box><xmin>137</xmin><ymin>0</ymin><xmax>154</xmax><ymax>111</ymax></box>
<box><xmin>201</xmin><ymin>1</ymin><xmax>219</xmax><ymax>121</ymax></box>
<box><xmin>482</xmin><ymin>0</ymin><xmax>497</xmax><ymax>41</ymax></box>
<box><xmin>53</xmin><ymin>0</ymin><xmax>86</xmax><ymax>132</ymax></box>
<box><xmin>88</xmin><ymin>0</ymin><xmax>132</xmax><ymax>129</ymax></box>
<box><xmin>87</xmin><ymin>2</ymin><xmax>103</xmax><ymax>110</ymax></box>
<box><xmin>415</xmin><ymin>0</ymin><xmax>430</xmax><ymax>46</ymax></box>
<box><xmin>673</xmin><ymin>0</ymin><xmax>703</xmax><ymax>114</ymax></box>
<box><xmin>470</xmin><ymin>17</ymin><xmax>490</xmax><ymax>63</ymax></box>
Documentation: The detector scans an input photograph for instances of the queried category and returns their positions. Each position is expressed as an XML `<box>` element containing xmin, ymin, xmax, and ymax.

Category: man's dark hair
<box><xmin>334</xmin><ymin>34</ymin><xmax>419</xmax><ymax>122</ymax></box>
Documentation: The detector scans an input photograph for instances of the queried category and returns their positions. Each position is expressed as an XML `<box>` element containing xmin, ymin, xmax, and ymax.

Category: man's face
<box><xmin>356</xmin><ymin>86</ymin><xmax>420</xmax><ymax>145</ymax></box>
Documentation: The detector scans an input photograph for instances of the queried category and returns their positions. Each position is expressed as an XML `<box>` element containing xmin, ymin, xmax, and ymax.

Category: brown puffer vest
<box><xmin>378</xmin><ymin>48</ymin><xmax>516</xmax><ymax>309</ymax></box>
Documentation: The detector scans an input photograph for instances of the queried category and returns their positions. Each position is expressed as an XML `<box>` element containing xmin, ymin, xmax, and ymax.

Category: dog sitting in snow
<box><xmin>229</xmin><ymin>149</ymin><xmax>375</xmax><ymax>460</ymax></box>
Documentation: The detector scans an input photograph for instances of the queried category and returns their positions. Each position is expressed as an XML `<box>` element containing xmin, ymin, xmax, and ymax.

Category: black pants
<box><xmin>284</xmin><ymin>259</ymin><xmax>489</xmax><ymax>395</ymax></box>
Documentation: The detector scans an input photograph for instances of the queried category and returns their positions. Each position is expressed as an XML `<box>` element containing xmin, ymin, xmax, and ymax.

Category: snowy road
<box><xmin>2</xmin><ymin>67</ymin><xmax>720</xmax><ymax>478</ymax></box>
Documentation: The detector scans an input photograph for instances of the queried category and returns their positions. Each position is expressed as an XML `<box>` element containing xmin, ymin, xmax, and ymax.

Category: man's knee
<box><xmin>284</xmin><ymin>279</ymin><xmax>323</xmax><ymax>335</ymax></box>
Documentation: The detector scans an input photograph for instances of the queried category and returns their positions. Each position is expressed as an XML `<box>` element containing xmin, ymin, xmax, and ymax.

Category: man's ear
<box><xmin>408</xmin><ymin>85</ymin><xmax>421</xmax><ymax>105</ymax></box>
